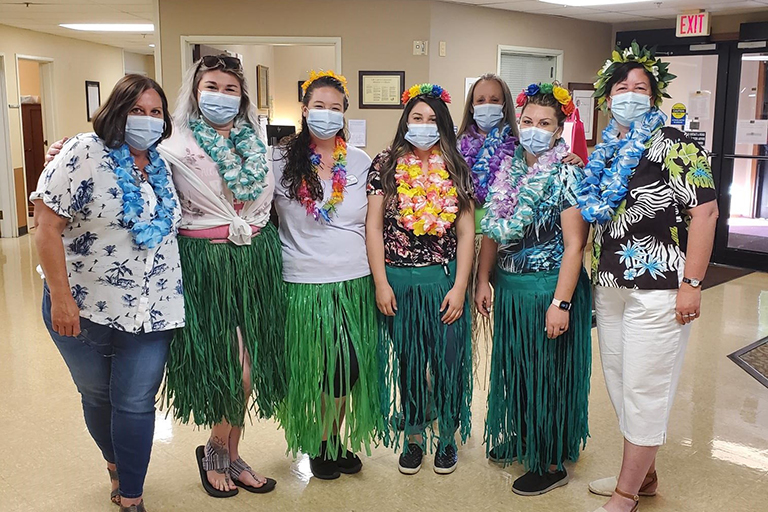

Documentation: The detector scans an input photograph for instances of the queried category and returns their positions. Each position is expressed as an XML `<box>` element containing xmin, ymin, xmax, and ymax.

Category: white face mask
<box><xmin>473</xmin><ymin>103</ymin><xmax>504</xmax><ymax>133</ymax></box>
<box><xmin>306</xmin><ymin>109</ymin><xmax>345</xmax><ymax>140</ymax></box>
<box><xmin>518</xmin><ymin>126</ymin><xmax>555</xmax><ymax>156</ymax></box>
<box><xmin>405</xmin><ymin>123</ymin><xmax>440</xmax><ymax>150</ymax></box>
<box><xmin>610</xmin><ymin>92</ymin><xmax>651</xmax><ymax>128</ymax></box>
<box><xmin>124</xmin><ymin>115</ymin><xmax>165</xmax><ymax>150</ymax></box>
<box><xmin>198</xmin><ymin>90</ymin><xmax>241</xmax><ymax>126</ymax></box>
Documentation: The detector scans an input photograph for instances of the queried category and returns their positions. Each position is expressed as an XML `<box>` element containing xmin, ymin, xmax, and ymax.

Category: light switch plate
<box><xmin>439</xmin><ymin>41</ymin><xmax>446</xmax><ymax>57</ymax></box>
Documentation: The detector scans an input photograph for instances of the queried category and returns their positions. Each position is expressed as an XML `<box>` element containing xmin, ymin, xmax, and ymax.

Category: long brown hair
<box><xmin>457</xmin><ymin>74</ymin><xmax>519</xmax><ymax>138</ymax></box>
<box><xmin>381</xmin><ymin>96</ymin><xmax>474</xmax><ymax>216</ymax></box>
<box><xmin>92</xmin><ymin>74</ymin><xmax>172</xmax><ymax>149</ymax></box>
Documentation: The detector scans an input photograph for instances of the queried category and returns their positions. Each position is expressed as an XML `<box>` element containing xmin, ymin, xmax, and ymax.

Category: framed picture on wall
<box><xmin>359</xmin><ymin>71</ymin><xmax>405</xmax><ymax>109</ymax></box>
<box><xmin>298</xmin><ymin>80</ymin><xmax>306</xmax><ymax>102</ymax></box>
<box><xmin>257</xmin><ymin>65</ymin><xmax>269</xmax><ymax>110</ymax></box>
<box><xmin>85</xmin><ymin>81</ymin><xmax>101</xmax><ymax>121</ymax></box>
<box><xmin>568</xmin><ymin>82</ymin><xmax>598</xmax><ymax>145</ymax></box>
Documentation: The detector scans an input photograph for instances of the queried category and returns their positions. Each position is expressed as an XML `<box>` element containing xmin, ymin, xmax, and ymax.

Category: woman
<box><xmin>578</xmin><ymin>44</ymin><xmax>718</xmax><ymax>512</ymax></box>
<box><xmin>160</xmin><ymin>54</ymin><xmax>282</xmax><ymax>497</ymax></box>
<box><xmin>32</xmin><ymin>74</ymin><xmax>182</xmax><ymax>512</ymax></box>
<box><xmin>367</xmin><ymin>84</ymin><xmax>474</xmax><ymax>475</ymax></box>
<box><xmin>273</xmin><ymin>71</ymin><xmax>381</xmax><ymax>480</ymax></box>
<box><xmin>475</xmin><ymin>83</ymin><xmax>591</xmax><ymax>496</ymax></box>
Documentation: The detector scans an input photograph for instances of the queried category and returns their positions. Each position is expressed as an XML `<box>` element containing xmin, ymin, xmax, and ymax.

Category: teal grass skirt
<box><xmin>277</xmin><ymin>275</ymin><xmax>381</xmax><ymax>460</ymax></box>
<box><xmin>485</xmin><ymin>267</ymin><xmax>591</xmax><ymax>474</ymax></box>
<box><xmin>379</xmin><ymin>261</ymin><xmax>473</xmax><ymax>453</ymax></box>
<box><xmin>164</xmin><ymin>223</ymin><xmax>287</xmax><ymax>427</ymax></box>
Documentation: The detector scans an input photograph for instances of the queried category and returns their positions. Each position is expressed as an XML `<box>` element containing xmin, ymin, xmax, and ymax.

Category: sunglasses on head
<box><xmin>199</xmin><ymin>54</ymin><xmax>243</xmax><ymax>72</ymax></box>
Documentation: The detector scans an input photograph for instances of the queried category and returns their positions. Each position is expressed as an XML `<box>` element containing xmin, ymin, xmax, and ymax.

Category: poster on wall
<box><xmin>257</xmin><ymin>65</ymin><xmax>269</xmax><ymax>110</ymax></box>
<box><xmin>465</xmin><ymin>77</ymin><xmax>479</xmax><ymax>101</ymax></box>
<box><xmin>670</xmin><ymin>103</ymin><xmax>687</xmax><ymax>126</ymax></box>
<box><xmin>86</xmin><ymin>81</ymin><xmax>100</xmax><ymax>122</ymax></box>
<box><xmin>568</xmin><ymin>82</ymin><xmax>598</xmax><ymax>145</ymax></box>
<box><xmin>359</xmin><ymin>71</ymin><xmax>405</xmax><ymax>109</ymax></box>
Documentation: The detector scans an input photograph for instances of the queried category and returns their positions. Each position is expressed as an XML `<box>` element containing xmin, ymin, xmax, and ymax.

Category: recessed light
<box><xmin>149</xmin><ymin>44</ymin><xmax>156</xmax><ymax>48</ymax></box>
<box><xmin>60</xmin><ymin>23</ymin><xmax>154</xmax><ymax>32</ymax></box>
<box><xmin>538</xmin><ymin>0</ymin><xmax>655</xmax><ymax>6</ymax></box>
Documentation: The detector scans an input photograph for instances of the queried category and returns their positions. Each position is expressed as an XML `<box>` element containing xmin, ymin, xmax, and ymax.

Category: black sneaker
<box><xmin>434</xmin><ymin>443</ymin><xmax>458</xmax><ymax>475</ymax></box>
<box><xmin>309</xmin><ymin>441</ymin><xmax>340</xmax><ymax>480</ymax></box>
<box><xmin>337</xmin><ymin>450</ymin><xmax>362</xmax><ymax>475</ymax></box>
<box><xmin>398</xmin><ymin>443</ymin><xmax>423</xmax><ymax>475</ymax></box>
<box><xmin>488</xmin><ymin>439</ymin><xmax>524</xmax><ymax>463</ymax></box>
<box><xmin>512</xmin><ymin>469</ymin><xmax>569</xmax><ymax>496</ymax></box>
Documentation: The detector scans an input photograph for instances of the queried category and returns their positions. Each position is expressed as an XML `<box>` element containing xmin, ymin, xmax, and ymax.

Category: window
<box><xmin>497</xmin><ymin>46</ymin><xmax>563</xmax><ymax>95</ymax></box>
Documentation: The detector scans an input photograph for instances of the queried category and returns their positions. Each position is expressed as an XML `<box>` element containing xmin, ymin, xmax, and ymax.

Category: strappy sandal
<box><xmin>119</xmin><ymin>501</ymin><xmax>147</xmax><ymax>512</ymax></box>
<box><xmin>614</xmin><ymin>487</ymin><xmax>640</xmax><ymax>512</ymax></box>
<box><xmin>195</xmin><ymin>443</ymin><xmax>239</xmax><ymax>498</ymax></box>
<box><xmin>589</xmin><ymin>471</ymin><xmax>657</xmax><ymax>497</ymax></box>
<box><xmin>230</xmin><ymin>457</ymin><xmax>277</xmax><ymax>494</ymax></box>
<box><xmin>108</xmin><ymin>467</ymin><xmax>120</xmax><ymax>505</ymax></box>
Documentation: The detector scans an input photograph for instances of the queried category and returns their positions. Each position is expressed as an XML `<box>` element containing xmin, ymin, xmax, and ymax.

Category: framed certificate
<box><xmin>568</xmin><ymin>82</ymin><xmax>599</xmax><ymax>145</ymax></box>
<box><xmin>85</xmin><ymin>81</ymin><xmax>101</xmax><ymax>121</ymax></box>
<box><xmin>359</xmin><ymin>71</ymin><xmax>405</xmax><ymax>109</ymax></box>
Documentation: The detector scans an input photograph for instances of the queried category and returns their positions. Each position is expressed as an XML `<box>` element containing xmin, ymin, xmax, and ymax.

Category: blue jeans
<box><xmin>42</xmin><ymin>286</ymin><xmax>172</xmax><ymax>499</ymax></box>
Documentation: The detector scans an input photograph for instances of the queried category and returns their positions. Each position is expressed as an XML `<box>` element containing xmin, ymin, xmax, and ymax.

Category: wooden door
<box><xmin>21</xmin><ymin>103</ymin><xmax>46</xmax><ymax>216</ymax></box>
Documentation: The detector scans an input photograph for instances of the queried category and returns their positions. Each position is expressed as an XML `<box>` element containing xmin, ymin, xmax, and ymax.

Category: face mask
<box><xmin>124</xmin><ymin>115</ymin><xmax>165</xmax><ymax>151</ymax></box>
<box><xmin>518</xmin><ymin>127</ymin><xmax>555</xmax><ymax>156</ymax></box>
<box><xmin>306</xmin><ymin>109</ymin><xmax>345</xmax><ymax>140</ymax></box>
<box><xmin>198</xmin><ymin>90</ymin><xmax>241</xmax><ymax>126</ymax></box>
<box><xmin>610</xmin><ymin>92</ymin><xmax>651</xmax><ymax>127</ymax></box>
<box><xmin>405</xmin><ymin>123</ymin><xmax>440</xmax><ymax>151</ymax></box>
<box><xmin>473</xmin><ymin>103</ymin><xmax>504</xmax><ymax>133</ymax></box>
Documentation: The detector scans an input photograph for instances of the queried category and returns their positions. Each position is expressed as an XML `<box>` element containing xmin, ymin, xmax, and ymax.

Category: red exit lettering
<box><xmin>680</xmin><ymin>13</ymin><xmax>706</xmax><ymax>35</ymax></box>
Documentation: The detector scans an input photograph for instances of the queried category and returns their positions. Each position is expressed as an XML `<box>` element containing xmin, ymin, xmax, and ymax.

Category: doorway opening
<box><xmin>0</xmin><ymin>53</ymin><xmax>18</xmax><ymax>238</ymax></box>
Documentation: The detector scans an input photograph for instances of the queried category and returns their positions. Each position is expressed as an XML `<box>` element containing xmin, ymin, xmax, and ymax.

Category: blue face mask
<box><xmin>124</xmin><ymin>115</ymin><xmax>165</xmax><ymax>151</ymax></box>
<box><xmin>610</xmin><ymin>92</ymin><xmax>651</xmax><ymax>127</ymax></box>
<box><xmin>518</xmin><ymin>127</ymin><xmax>555</xmax><ymax>156</ymax></box>
<box><xmin>198</xmin><ymin>90</ymin><xmax>241</xmax><ymax>126</ymax></box>
<box><xmin>306</xmin><ymin>109</ymin><xmax>345</xmax><ymax>140</ymax></box>
<box><xmin>473</xmin><ymin>103</ymin><xmax>504</xmax><ymax>133</ymax></box>
<box><xmin>405</xmin><ymin>123</ymin><xmax>440</xmax><ymax>151</ymax></box>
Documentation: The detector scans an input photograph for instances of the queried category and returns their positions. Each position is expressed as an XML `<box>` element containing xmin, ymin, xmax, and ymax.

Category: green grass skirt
<box><xmin>276</xmin><ymin>275</ymin><xmax>381</xmax><ymax>460</ymax></box>
<box><xmin>379</xmin><ymin>262</ymin><xmax>473</xmax><ymax>453</ymax></box>
<box><xmin>485</xmin><ymin>267</ymin><xmax>591</xmax><ymax>474</ymax></box>
<box><xmin>163</xmin><ymin>223</ymin><xmax>287</xmax><ymax>427</ymax></box>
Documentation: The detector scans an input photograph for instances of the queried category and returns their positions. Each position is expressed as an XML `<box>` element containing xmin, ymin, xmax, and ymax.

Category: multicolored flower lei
<box><xmin>516</xmin><ymin>82</ymin><xmax>576</xmax><ymax>117</ymax></box>
<box><xmin>481</xmin><ymin>141</ymin><xmax>569</xmax><ymax>244</ymax></box>
<box><xmin>396</xmin><ymin>150</ymin><xmax>458</xmax><ymax>237</ymax></box>
<box><xmin>109</xmin><ymin>144</ymin><xmax>177</xmax><ymax>249</ymax></box>
<box><xmin>459</xmin><ymin>124</ymin><xmax>517</xmax><ymax>205</ymax></box>
<box><xmin>298</xmin><ymin>136</ymin><xmax>348</xmax><ymax>222</ymax></box>
<box><xmin>577</xmin><ymin>108</ymin><xmax>667</xmax><ymax>224</ymax></box>
<box><xmin>401</xmin><ymin>83</ymin><xmax>451</xmax><ymax>105</ymax></box>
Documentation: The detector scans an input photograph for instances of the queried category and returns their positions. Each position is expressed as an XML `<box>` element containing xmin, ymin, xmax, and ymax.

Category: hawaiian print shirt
<box><xmin>367</xmin><ymin>149</ymin><xmax>457</xmax><ymax>267</ymax></box>
<box><xmin>592</xmin><ymin>127</ymin><xmax>717</xmax><ymax>290</ymax></box>
<box><xmin>495</xmin><ymin>150</ymin><xmax>584</xmax><ymax>273</ymax></box>
<box><xmin>31</xmin><ymin>133</ymin><xmax>185</xmax><ymax>333</ymax></box>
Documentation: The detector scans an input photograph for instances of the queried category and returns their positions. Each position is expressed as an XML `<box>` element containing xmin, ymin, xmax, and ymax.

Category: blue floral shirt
<box><xmin>31</xmin><ymin>133</ymin><xmax>185</xmax><ymax>333</ymax></box>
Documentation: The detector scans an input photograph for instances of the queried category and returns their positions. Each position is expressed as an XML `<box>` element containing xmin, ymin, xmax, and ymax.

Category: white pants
<box><xmin>594</xmin><ymin>286</ymin><xmax>692</xmax><ymax>446</ymax></box>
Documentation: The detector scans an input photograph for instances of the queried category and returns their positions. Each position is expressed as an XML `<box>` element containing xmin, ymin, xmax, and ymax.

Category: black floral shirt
<box><xmin>367</xmin><ymin>149</ymin><xmax>457</xmax><ymax>267</ymax></box>
<box><xmin>592</xmin><ymin>127</ymin><xmax>717</xmax><ymax>290</ymax></box>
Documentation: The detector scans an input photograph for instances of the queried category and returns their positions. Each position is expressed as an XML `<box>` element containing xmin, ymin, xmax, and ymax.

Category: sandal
<box><xmin>108</xmin><ymin>467</ymin><xmax>120</xmax><ymax>505</ymax></box>
<box><xmin>230</xmin><ymin>457</ymin><xmax>276</xmax><ymax>493</ymax></box>
<box><xmin>589</xmin><ymin>471</ymin><xmax>657</xmax><ymax>497</ymax></box>
<box><xmin>614</xmin><ymin>487</ymin><xmax>640</xmax><ymax>512</ymax></box>
<box><xmin>195</xmin><ymin>443</ymin><xmax>239</xmax><ymax>498</ymax></box>
<box><xmin>119</xmin><ymin>501</ymin><xmax>147</xmax><ymax>512</ymax></box>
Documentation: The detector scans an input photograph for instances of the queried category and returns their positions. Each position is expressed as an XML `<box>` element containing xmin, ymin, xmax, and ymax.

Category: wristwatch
<box><xmin>552</xmin><ymin>298</ymin><xmax>572</xmax><ymax>311</ymax></box>
<box><xmin>682</xmin><ymin>277</ymin><xmax>702</xmax><ymax>288</ymax></box>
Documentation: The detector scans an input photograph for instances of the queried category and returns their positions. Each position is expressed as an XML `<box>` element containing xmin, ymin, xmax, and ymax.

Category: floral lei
<box><xmin>396</xmin><ymin>149</ymin><xmax>458</xmax><ymax>237</ymax></box>
<box><xmin>298</xmin><ymin>136</ymin><xmax>348</xmax><ymax>222</ymax></box>
<box><xmin>481</xmin><ymin>140</ymin><xmax>568</xmax><ymax>244</ymax></box>
<box><xmin>189</xmin><ymin>118</ymin><xmax>268</xmax><ymax>202</ymax></box>
<box><xmin>459</xmin><ymin>124</ymin><xmax>517</xmax><ymax>205</ymax></box>
<box><xmin>109</xmin><ymin>144</ymin><xmax>177</xmax><ymax>249</ymax></box>
<box><xmin>577</xmin><ymin>108</ymin><xmax>667</xmax><ymax>224</ymax></box>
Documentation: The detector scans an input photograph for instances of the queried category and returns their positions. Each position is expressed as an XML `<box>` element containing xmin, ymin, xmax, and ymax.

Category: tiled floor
<box><xmin>2</xmin><ymin>233</ymin><xmax>767</xmax><ymax>511</ymax></box>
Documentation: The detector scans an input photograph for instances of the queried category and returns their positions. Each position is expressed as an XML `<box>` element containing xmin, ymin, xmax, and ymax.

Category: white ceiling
<box><xmin>0</xmin><ymin>0</ymin><xmax>767</xmax><ymax>55</ymax></box>
<box><xmin>0</xmin><ymin>0</ymin><xmax>156</xmax><ymax>55</ymax></box>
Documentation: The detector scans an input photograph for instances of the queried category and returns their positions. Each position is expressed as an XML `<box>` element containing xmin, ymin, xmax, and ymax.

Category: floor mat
<box><xmin>702</xmin><ymin>263</ymin><xmax>753</xmax><ymax>290</ymax></box>
<box><xmin>728</xmin><ymin>337</ymin><xmax>768</xmax><ymax>389</ymax></box>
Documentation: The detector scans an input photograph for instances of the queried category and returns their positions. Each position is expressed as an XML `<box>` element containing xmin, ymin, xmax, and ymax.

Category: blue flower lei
<box><xmin>109</xmin><ymin>144</ymin><xmax>177</xmax><ymax>249</ymax></box>
<box><xmin>577</xmin><ymin>109</ymin><xmax>667</xmax><ymax>224</ymax></box>
<box><xmin>459</xmin><ymin>124</ymin><xmax>516</xmax><ymax>205</ymax></box>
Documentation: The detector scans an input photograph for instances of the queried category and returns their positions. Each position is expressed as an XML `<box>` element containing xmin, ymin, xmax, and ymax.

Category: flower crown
<box><xmin>594</xmin><ymin>41</ymin><xmax>676</xmax><ymax>111</ymax></box>
<box><xmin>515</xmin><ymin>82</ymin><xmax>576</xmax><ymax>117</ymax></box>
<box><xmin>301</xmin><ymin>70</ymin><xmax>350</xmax><ymax>96</ymax></box>
<box><xmin>401</xmin><ymin>83</ymin><xmax>451</xmax><ymax>105</ymax></box>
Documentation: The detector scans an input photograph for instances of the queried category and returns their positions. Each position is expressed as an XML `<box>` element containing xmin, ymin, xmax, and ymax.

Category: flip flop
<box><xmin>230</xmin><ymin>457</ymin><xmax>277</xmax><ymax>494</ymax></box>
<box><xmin>195</xmin><ymin>444</ymin><xmax>239</xmax><ymax>498</ymax></box>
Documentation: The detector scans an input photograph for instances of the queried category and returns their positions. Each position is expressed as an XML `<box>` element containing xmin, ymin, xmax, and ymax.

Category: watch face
<box><xmin>559</xmin><ymin>301</ymin><xmax>571</xmax><ymax>311</ymax></box>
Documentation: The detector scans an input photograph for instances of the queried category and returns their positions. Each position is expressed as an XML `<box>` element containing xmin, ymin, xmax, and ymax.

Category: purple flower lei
<box><xmin>459</xmin><ymin>124</ymin><xmax>517</xmax><ymax>205</ymax></box>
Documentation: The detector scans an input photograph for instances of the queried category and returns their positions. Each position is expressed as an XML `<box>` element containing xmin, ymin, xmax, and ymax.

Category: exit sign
<box><xmin>677</xmin><ymin>12</ymin><xmax>710</xmax><ymax>38</ymax></box>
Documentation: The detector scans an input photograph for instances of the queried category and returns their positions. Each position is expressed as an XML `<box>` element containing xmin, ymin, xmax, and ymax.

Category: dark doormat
<box><xmin>728</xmin><ymin>337</ymin><xmax>768</xmax><ymax>389</ymax></box>
<box><xmin>702</xmin><ymin>263</ymin><xmax>753</xmax><ymax>290</ymax></box>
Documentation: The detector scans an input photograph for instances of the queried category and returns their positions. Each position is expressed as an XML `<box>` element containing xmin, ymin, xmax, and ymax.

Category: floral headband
<box><xmin>515</xmin><ymin>83</ymin><xmax>576</xmax><ymax>117</ymax></box>
<box><xmin>594</xmin><ymin>41</ymin><xmax>676</xmax><ymax>111</ymax></box>
<box><xmin>401</xmin><ymin>83</ymin><xmax>451</xmax><ymax>105</ymax></box>
<box><xmin>301</xmin><ymin>70</ymin><xmax>350</xmax><ymax>96</ymax></box>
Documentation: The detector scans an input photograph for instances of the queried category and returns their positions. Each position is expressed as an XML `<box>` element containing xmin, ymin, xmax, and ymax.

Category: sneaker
<box><xmin>398</xmin><ymin>443</ymin><xmax>423</xmax><ymax>475</ymax></box>
<box><xmin>337</xmin><ymin>450</ymin><xmax>363</xmax><ymax>475</ymax></box>
<box><xmin>434</xmin><ymin>443</ymin><xmax>458</xmax><ymax>475</ymax></box>
<box><xmin>309</xmin><ymin>455</ymin><xmax>340</xmax><ymax>480</ymax></box>
<box><xmin>512</xmin><ymin>469</ymin><xmax>569</xmax><ymax>496</ymax></box>
<box><xmin>488</xmin><ymin>440</ymin><xmax>519</xmax><ymax>463</ymax></box>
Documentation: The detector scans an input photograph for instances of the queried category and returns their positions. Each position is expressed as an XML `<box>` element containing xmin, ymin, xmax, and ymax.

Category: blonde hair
<box><xmin>457</xmin><ymin>73</ymin><xmax>519</xmax><ymax>138</ymax></box>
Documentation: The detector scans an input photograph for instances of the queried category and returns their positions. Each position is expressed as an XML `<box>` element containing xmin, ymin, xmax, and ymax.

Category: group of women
<box><xmin>34</xmin><ymin>42</ymin><xmax>717</xmax><ymax>512</ymax></box>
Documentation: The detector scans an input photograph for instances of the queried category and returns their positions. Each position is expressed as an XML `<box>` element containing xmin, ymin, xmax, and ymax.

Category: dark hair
<box><xmin>604</xmin><ymin>62</ymin><xmax>660</xmax><ymax>102</ymax></box>
<box><xmin>521</xmin><ymin>92</ymin><xmax>568</xmax><ymax>126</ymax></box>
<box><xmin>92</xmin><ymin>74</ymin><xmax>172</xmax><ymax>149</ymax></box>
<box><xmin>278</xmin><ymin>76</ymin><xmax>349</xmax><ymax>202</ymax></box>
<box><xmin>381</xmin><ymin>96</ymin><xmax>473</xmax><ymax>216</ymax></box>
